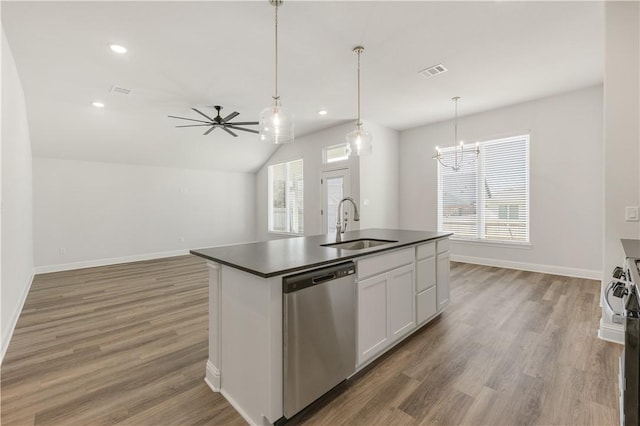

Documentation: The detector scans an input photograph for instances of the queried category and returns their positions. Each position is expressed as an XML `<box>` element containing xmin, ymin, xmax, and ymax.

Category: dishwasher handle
<box><xmin>312</xmin><ymin>273</ymin><xmax>336</xmax><ymax>284</ymax></box>
<box><xmin>283</xmin><ymin>261</ymin><xmax>356</xmax><ymax>293</ymax></box>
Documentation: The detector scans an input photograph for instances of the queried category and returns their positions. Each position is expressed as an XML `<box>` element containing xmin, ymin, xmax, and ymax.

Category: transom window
<box><xmin>437</xmin><ymin>134</ymin><xmax>530</xmax><ymax>243</ymax></box>
<box><xmin>323</xmin><ymin>143</ymin><xmax>349</xmax><ymax>164</ymax></box>
<box><xmin>268</xmin><ymin>159</ymin><xmax>304</xmax><ymax>234</ymax></box>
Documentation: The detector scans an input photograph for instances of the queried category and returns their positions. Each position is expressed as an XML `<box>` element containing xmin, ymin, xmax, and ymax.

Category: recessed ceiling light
<box><xmin>92</xmin><ymin>101</ymin><xmax>105</xmax><ymax>108</ymax></box>
<box><xmin>318</xmin><ymin>110</ymin><xmax>328</xmax><ymax>116</ymax></box>
<box><xmin>109</xmin><ymin>44</ymin><xmax>127</xmax><ymax>54</ymax></box>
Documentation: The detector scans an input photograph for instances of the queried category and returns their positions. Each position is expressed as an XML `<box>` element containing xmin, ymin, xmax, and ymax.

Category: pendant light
<box><xmin>346</xmin><ymin>46</ymin><xmax>372</xmax><ymax>157</ymax></box>
<box><xmin>259</xmin><ymin>0</ymin><xmax>294</xmax><ymax>144</ymax></box>
<box><xmin>432</xmin><ymin>96</ymin><xmax>479</xmax><ymax>172</ymax></box>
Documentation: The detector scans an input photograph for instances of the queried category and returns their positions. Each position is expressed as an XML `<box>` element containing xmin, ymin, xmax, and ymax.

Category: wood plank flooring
<box><xmin>1</xmin><ymin>257</ymin><xmax>621</xmax><ymax>425</ymax></box>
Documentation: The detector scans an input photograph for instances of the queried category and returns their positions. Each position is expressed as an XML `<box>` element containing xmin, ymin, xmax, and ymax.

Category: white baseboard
<box><xmin>450</xmin><ymin>254</ymin><xmax>602</xmax><ymax>280</ymax></box>
<box><xmin>204</xmin><ymin>360</ymin><xmax>221</xmax><ymax>391</ymax></box>
<box><xmin>1</xmin><ymin>271</ymin><xmax>34</xmax><ymax>365</ymax></box>
<box><xmin>33</xmin><ymin>249</ymin><xmax>190</xmax><ymax>274</ymax></box>
<box><xmin>598</xmin><ymin>318</ymin><xmax>624</xmax><ymax>344</ymax></box>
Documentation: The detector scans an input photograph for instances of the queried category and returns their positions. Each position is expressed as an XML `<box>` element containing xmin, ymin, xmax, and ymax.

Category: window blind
<box><xmin>438</xmin><ymin>135</ymin><xmax>529</xmax><ymax>243</ymax></box>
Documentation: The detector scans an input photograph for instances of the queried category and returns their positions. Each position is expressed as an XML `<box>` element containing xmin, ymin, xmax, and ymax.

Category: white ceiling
<box><xmin>2</xmin><ymin>1</ymin><xmax>604</xmax><ymax>173</ymax></box>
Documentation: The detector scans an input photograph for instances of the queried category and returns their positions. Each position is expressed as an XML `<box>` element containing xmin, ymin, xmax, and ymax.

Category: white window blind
<box><xmin>437</xmin><ymin>135</ymin><xmax>529</xmax><ymax>243</ymax></box>
<box><xmin>268</xmin><ymin>159</ymin><xmax>304</xmax><ymax>234</ymax></box>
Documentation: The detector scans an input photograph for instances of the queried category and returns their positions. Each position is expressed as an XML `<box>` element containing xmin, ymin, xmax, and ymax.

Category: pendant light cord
<box><xmin>274</xmin><ymin>1</ymin><xmax>279</xmax><ymax>104</ymax></box>
<box><xmin>454</xmin><ymin>97</ymin><xmax>458</xmax><ymax>144</ymax></box>
<box><xmin>357</xmin><ymin>49</ymin><xmax>361</xmax><ymax>127</ymax></box>
<box><xmin>354</xmin><ymin>46</ymin><xmax>364</xmax><ymax>129</ymax></box>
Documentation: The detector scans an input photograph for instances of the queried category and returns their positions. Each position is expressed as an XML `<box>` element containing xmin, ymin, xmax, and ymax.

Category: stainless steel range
<box><xmin>621</xmin><ymin>256</ymin><xmax>640</xmax><ymax>426</ymax></box>
<box><xmin>606</xmin><ymin>240</ymin><xmax>640</xmax><ymax>426</ymax></box>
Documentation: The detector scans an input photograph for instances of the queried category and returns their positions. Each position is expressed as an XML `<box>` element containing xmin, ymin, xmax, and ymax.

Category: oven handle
<box><xmin>603</xmin><ymin>280</ymin><xmax>625</xmax><ymax>325</ymax></box>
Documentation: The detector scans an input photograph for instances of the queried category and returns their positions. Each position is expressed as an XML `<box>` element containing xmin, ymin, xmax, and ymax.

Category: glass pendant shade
<box><xmin>345</xmin><ymin>125</ymin><xmax>372</xmax><ymax>157</ymax></box>
<box><xmin>259</xmin><ymin>102</ymin><xmax>294</xmax><ymax>144</ymax></box>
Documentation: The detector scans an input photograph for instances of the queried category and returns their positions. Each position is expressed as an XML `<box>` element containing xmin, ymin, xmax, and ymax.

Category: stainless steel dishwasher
<box><xmin>283</xmin><ymin>261</ymin><xmax>356</xmax><ymax>419</ymax></box>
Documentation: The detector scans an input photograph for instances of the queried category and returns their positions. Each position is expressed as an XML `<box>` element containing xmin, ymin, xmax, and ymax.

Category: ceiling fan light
<box><xmin>259</xmin><ymin>104</ymin><xmax>294</xmax><ymax>144</ymax></box>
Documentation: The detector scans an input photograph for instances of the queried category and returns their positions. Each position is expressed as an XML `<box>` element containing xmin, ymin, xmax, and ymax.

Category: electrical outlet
<box><xmin>625</xmin><ymin>206</ymin><xmax>639</xmax><ymax>222</ymax></box>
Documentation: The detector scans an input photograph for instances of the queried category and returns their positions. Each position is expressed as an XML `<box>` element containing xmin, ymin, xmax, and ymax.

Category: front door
<box><xmin>321</xmin><ymin>168</ymin><xmax>351</xmax><ymax>235</ymax></box>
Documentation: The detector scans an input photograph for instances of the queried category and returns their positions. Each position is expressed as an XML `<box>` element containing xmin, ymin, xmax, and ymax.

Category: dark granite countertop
<box><xmin>190</xmin><ymin>228</ymin><xmax>452</xmax><ymax>278</ymax></box>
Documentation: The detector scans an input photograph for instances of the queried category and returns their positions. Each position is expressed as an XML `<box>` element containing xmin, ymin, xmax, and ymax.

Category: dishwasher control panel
<box><xmin>282</xmin><ymin>262</ymin><xmax>356</xmax><ymax>293</ymax></box>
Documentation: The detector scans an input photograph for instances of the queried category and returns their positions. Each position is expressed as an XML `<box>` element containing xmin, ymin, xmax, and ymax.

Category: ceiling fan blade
<box><xmin>176</xmin><ymin>124</ymin><xmax>215</xmax><ymax>128</ymax></box>
<box><xmin>203</xmin><ymin>126</ymin><xmax>217</xmax><ymax>136</ymax></box>
<box><xmin>222</xmin><ymin>111</ymin><xmax>240</xmax><ymax>122</ymax></box>
<box><xmin>192</xmin><ymin>108</ymin><xmax>215</xmax><ymax>121</ymax></box>
<box><xmin>228</xmin><ymin>126</ymin><xmax>259</xmax><ymax>134</ymax></box>
<box><xmin>223</xmin><ymin>127</ymin><xmax>238</xmax><ymax>137</ymax></box>
<box><xmin>227</xmin><ymin>121</ymin><xmax>259</xmax><ymax>126</ymax></box>
<box><xmin>168</xmin><ymin>115</ymin><xmax>212</xmax><ymax>124</ymax></box>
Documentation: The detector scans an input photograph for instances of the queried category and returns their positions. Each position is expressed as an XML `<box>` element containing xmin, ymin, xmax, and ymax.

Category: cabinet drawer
<box><xmin>416</xmin><ymin>242</ymin><xmax>435</xmax><ymax>260</ymax></box>
<box><xmin>357</xmin><ymin>248</ymin><xmax>414</xmax><ymax>281</ymax></box>
<box><xmin>417</xmin><ymin>286</ymin><xmax>437</xmax><ymax>325</ymax></box>
<box><xmin>416</xmin><ymin>257</ymin><xmax>436</xmax><ymax>293</ymax></box>
<box><xmin>436</xmin><ymin>239</ymin><xmax>450</xmax><ymax>254</ymax></box>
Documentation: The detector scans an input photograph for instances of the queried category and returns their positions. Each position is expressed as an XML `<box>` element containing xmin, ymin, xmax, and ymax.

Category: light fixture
<box><xmin>92</xmin><ymin>101</ymin><xmax>105</xmax><ymax>108</ymax></box>
<box><xmin>318</xmin><ymin>110</ymin><xmax>328</xmax><ymax>116</ymax></box>
<box><xmin>432</xmin><ymin>96</ymin><xmax>479</xmax><ymax>172</ymax></box>
<box><xmin>109</xmin><ymin>44</ymin><xmax>127</xmax><ymax>54</ymax></box>
<box><xmin>346</xmin><ymin>46</ymin><xmax>372</xmax><ymax>157</ymax></box>
<box><xmin>259</xmin><ymin>0</ymin><xmax>294</xmax><ymax>144</ymax></box>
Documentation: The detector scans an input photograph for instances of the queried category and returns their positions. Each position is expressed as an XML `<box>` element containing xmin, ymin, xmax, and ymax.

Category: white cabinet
<box><xmin>416</xmin><ymin>242</ymin><xmax>437</xmax><ymax>325</ymax></box>
<box><xmin>388</xmin><ymin>264</ymin><xmax>416</xmax><ymax>340</ymax></box>
<box><xmin>436</xmin><ymin>240</ymin><xmax>450</xmax><ymax>311</ymax></box>
<box><xmin>357</xmin><ymin>239</ymin><xmax>450</xmax><ymax>367</ymax></box>
<box><xmin>357</xmin><ymin>261</ymin><xmax>415</xmax><ymax>366</ymax></box>
<box><xmin>357</xmin><ymin>274</ymin><xmax>389</xmax><ymax>364</ymax></box>
<box><xmin>416</xmin><ymin>286</ymin><xmax>437</xmax><ymax>324</ymax></box>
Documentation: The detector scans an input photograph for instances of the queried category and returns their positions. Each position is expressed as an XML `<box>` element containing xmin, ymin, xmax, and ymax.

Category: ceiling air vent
<box><xmin>419</xmin><ymin>64</ymin><xmax>448</xmax><ymax>78</ymax></box>
<box><xmin>110</xmin><ymin>85</ymin><xmax>132</xmax><ymax>95</ymax></box>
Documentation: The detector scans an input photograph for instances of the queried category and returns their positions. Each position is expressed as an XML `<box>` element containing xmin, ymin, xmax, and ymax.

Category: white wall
<box><xmin>33</xmin><ymin>158</ymin><xmax>256</xmax><ymax>271</ymax></box>
<box><xmin>359</xmin><ymin>121</ymin><xmax>400</xmax><ymax>230</ymax></box>
<box><xmin>255</xmin><ymin>121</ymin><xmax>400</xmax><ymax>242</ymax></box>
<box><xmin>400</xmin><ymin>85</ymin><xmax>603</xmax><ymax>279</ymax></box>
<box><xmin>1</xmin><ymin>29</ymin><xmax>34</xmax><ymax>363</ymax></box>
<box><xmin>256</xmin><ymin>122</ymin><xmax>361</xmax><ymax>242</ymax></box>
<box><xmin>599</xmin><ymin>1</ymin><xmax>639</xmax><ymax>343</ymax></box>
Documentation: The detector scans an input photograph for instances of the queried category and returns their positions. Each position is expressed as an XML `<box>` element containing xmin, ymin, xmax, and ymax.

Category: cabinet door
<box><xmin>436</xmin><ymin>252</ymin><xmax>450</xmax><ymax>311</ymax></box>
<box><xmin>417</xmin><ymin>286</ymin><xmax>437</xmax><ymax>325</ymax></box>
<box><xmin>388</xmin><ymin>264</ymin><xmax>416</xmax><ymax>342</ymax></box>
<box><xmin>416</xmin><ymin>256</ymin><xmax>436</xmax><ymax>293</ymax></box>
<box><xmin>357</xmin><ymin>274</ymin><xmax>389</xmax><ymax>365</ymax></box>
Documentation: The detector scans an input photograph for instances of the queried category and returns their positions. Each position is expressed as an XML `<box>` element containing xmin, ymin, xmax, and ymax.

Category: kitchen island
<box><xmin>191</xmin><ymin>228</ymin><xmax>452</xmax><ymax>425</ymax></box>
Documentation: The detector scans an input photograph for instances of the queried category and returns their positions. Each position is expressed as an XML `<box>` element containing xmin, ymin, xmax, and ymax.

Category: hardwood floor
<box><xmin>1</xmin><ymin>257</ymin><xmax>621</xmax><ymax>425</ymax></box>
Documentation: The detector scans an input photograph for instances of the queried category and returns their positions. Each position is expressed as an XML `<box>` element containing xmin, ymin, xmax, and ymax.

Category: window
<box><xmin>268</xmin><ymin>159</ymin><xmax>304</xmax><ymax>234</ymax></box>
<box><xmin>437</xmin><ymin>134</ymin><xmax>529</xmax><ymax>243</ymax></box>
<box><xmin>323</xmin><ymin>143</ymin><xmax>349</xmax><ymax>164</ymax></box>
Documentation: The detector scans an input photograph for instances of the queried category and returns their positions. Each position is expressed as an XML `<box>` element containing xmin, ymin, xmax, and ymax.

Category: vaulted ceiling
<box><xmin>2</xmin><ymin>1</ymin><xmax>604</xmax><ymax>173</ymax></box>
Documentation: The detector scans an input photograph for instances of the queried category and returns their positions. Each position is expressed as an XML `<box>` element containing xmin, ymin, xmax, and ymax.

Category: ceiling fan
<box><xmin>168</xmin><ymin>105</ymin><xmax>259</xmax><ymax>137</ymax></box>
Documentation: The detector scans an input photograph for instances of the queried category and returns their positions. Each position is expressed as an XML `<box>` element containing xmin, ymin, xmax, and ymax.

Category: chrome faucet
<box><xmin>335</xmin><ymin>197</ymin><xmax>360</xmax><ymax>242</ymax></box>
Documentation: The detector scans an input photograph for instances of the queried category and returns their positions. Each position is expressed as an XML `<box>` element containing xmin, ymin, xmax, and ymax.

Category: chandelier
<box><xmin>433</xmin><ymin>96</ymin><xmax>479</xmax><ymax>172</ymax></box>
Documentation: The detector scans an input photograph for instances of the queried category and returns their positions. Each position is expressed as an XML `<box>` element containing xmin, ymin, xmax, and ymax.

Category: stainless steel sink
<box><xmin>321</xmin><ymin>238</ymin><xmax>398</xmax><ymax>251</ymax></box>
